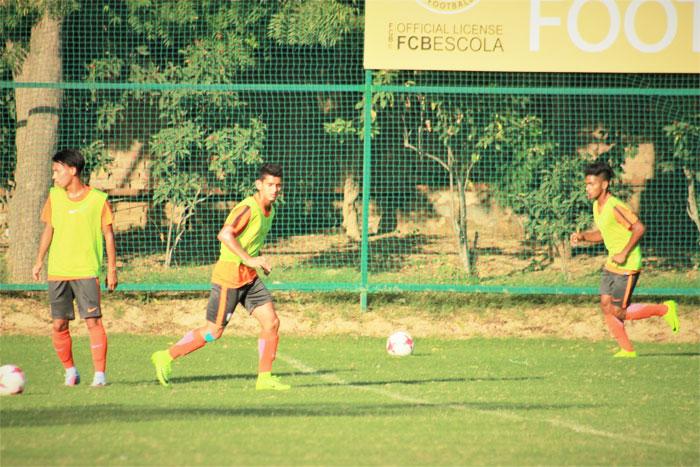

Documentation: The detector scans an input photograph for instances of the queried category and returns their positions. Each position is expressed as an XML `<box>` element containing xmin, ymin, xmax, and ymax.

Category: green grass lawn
<box><xmin>1</xmin><ymin>335</ymin><xmax>698</xmax><ymax>466</ymax></box>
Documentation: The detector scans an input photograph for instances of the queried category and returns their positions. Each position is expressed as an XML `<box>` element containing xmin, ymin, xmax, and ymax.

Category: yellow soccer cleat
<box><xmin>613</xmin><ymin>349</ymin><xmax>637</xmax><ymax>358</ymax></box>
<box><xmin>663</xmin><ymin>300</ymin><xmax>680</xmax><ymax>333</ymax></box>
<box><xmin>151</xmin><ymin>350</ymin><xmax>173</xmax><ymax>387</ymax></box>
<box><xmin>256</xmin><ymin>373</ymin><xmax>290</xmax><ymax>391</ymax></box>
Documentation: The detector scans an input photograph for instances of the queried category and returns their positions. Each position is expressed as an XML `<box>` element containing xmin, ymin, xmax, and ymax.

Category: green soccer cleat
<box><xmin>256</xmin><ymin>373</ymin><xmax>290</xmax><ymax>391</ymax></box>
<box><xmin>663</xmin><ymin>300</ymin><xmax>680</xmax><ymax>333</ymax></box>
<box><xmin>613</xmin><ymin>349</ymin><xmax>637</xmax><ymax>358</ymax></box>
<box><xmin>151</xmin><ymin>350</ymin><xmax>173</xmax><ymax>387</ymax></box>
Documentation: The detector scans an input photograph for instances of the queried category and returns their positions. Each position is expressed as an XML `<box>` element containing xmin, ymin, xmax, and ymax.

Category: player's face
<box><xmin>584</xmin><ymin>174</ymin><xmax>608</xmax><ymax>200</ymax></box>
<box><xmin>256</xmin><ymin>175</ymin><xmax>282</xmax><ymax>204</ymax></box>
<box><xmin>52</xmin><ymin>162</ymin><xmax>76</xmax><ymax>189</ymax></box>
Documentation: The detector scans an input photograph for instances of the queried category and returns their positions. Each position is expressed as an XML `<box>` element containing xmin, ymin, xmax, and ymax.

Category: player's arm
<box><xmin>612</xmin><ymin>219</ymin><xmax>645</xmax><ymax>265</ymax></box>
<box><xmin>32</xmin><ymin>222</ymin><xmax>53</xmax><ymax>280</ymax></box>
<box><xmin>217</xmin><ymin>207</ymin><xmax>271</xmax><ymax>274</ymax></box>
<box><xmin>570</xmin><ymin>228</ymin><xmax>603</xmax><ymax>246</ymax></box>
<box><xmin>101</xmin><ymin>201</ymin><xmax>118</xmax><ymax>290</ymax></box>
<box><xmin>102</xmin><ymin>223</ymin><xmax>118</xmax><ymax>291</ymax></box>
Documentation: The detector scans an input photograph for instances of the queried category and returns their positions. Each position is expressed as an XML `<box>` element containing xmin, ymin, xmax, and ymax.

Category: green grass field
<box><xmin>1</xmin><ymin>334</ymin><xmax>698</xmax><ymax>466</ymax></box>
<box><xmin>117</xmin><ymin>258</ymin><xmax>700</xmax><ymax>291</ymax></box>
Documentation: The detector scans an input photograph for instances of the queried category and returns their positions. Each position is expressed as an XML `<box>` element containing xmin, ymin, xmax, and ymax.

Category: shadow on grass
<box><xmin>296</xmin><ymin>375</ymin><xmax>545</xmax><ymax>388</ymax></box>
<box><xmin>639</xmin><ymin>352</ymin><xmax>700</xmax><ymax>358</ymax></box>
<box><xmin>173</xmin><ymin>368</ymin><xmax>351</xmax><ymax>385</ymax></box>
<box><xmin>119</xmin><ymin>369</ymin><xmax>353</xmax><ymax>386</ymax></box>
<box><xmin>1</xmin><ymin>400</ymin><xmax>603</xmax><ymax>427</ymax></box>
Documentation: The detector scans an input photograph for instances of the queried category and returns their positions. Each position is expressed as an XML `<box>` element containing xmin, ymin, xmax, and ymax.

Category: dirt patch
<box><xmin>1</xmin><ymin>292</ymin><xmax>697</xmax><ymax>345</ymax></box>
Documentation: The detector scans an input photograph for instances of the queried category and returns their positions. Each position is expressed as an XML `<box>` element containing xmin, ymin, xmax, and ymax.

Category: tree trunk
<box><xmin>683</xmin><ymin>167</ymin><xmax>700</xmax><ymax>235</ymax></box>
<box><xmin>8</xmin><ymin>13</ymin><xmax>63</xmax><ymax>282</ymax></box>
<box><xmin>342</xmin><ymin>173</ymin><xmax>360</xmax><ymax>241</ymax></box>
<box><xmin>454</xmin><ymin>177</ymin><xmax>472</xmax><ymax>277</ymax></box>
<box><xmin>555</xmin><ymin>238</ymin><xmax>572</xmax><ymax>280</ymax></box>
<box><xmin>376</xmin><ymin>194</ymin><xmax>397</xmax><ymax>235</ymax></box>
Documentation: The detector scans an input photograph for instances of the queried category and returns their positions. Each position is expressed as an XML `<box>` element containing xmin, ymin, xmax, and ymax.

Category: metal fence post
<box><xmin>360</xmin><ymin>69</ymin><xmax>373</xmax><ymax>312</ymax></box>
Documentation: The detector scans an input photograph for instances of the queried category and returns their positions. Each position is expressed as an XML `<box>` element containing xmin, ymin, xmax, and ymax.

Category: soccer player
<box><xmin>570</xmin><ymin>161</ymin><xmax>679</xmax><ymax>358</ymax></box>
<box><xmin>151</xmin><ymin>163</ymin><xmax>290</xmax><ymax>390</ymax></box>
<box><xmin>32</xmin><ymin>148</ymin><xmax>118</xmax><ymax>386</ymax></box>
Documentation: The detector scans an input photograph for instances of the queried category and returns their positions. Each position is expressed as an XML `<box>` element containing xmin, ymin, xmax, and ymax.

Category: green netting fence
<box><xmin>2</xmin><ymin>1</ymin><xmax>699</xmax><ymax>309</ymax></box>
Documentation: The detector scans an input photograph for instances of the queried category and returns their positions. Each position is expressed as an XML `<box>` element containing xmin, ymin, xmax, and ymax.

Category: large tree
<box><xmin>1</xmin><ymin>0</ymin><xmax>77</xmax><ymax>282</ymax></box>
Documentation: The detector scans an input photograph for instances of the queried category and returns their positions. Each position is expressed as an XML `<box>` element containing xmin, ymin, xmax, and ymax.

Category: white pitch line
<box><xmin>279</xmin><ymin>354</ymin><xmax>427</xmax><ymax>405</ymax></box>
<box><xmin>278</xmin><ymin>353</ymin><xmax>680</xmax><ymax>452</ymax></box>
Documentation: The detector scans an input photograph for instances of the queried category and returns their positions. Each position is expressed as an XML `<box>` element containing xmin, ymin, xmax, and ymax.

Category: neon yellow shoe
<box><xmin>256</xmin><ymin>373</ymin><xmax>290</xmax><ymax>391</ymax></box>
<box><xmin>663</xmin><ymin>300</ymin><xmax>680</xmax><ymax>333</ymax></box>
<box><xmin>151</xmin><ymin>350</ymin><xmax>173</xmax><ymax>387</ymax></box>
<box><xmin>613</xmin><ymin>349</ymin><xmax>637</xmax><ymax>358</ymax></box>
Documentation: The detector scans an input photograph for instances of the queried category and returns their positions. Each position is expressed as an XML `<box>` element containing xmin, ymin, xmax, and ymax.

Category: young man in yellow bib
<box><xmin>570</xmin><ymin>161</ymin><xmax>679</xmax><ymax>358</ymax></box>
<box><xmin>151</xmin><ymin>163</ymin><xmax>289</xmax><ymax>390</ymax></box>
<box><xmin>32</xmin><ymin>148</ymin><xmax>118</xmax><ymax>386</ymax></box>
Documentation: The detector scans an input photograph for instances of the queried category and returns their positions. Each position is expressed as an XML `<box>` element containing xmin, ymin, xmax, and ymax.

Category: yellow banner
<box><xmin>364</xmin><ymin>0</ymin><xmax>700</xmax><ymax>73</ymax></box>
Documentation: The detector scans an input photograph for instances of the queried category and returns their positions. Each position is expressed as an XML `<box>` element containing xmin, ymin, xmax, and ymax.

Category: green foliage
<box><xmin>148</xmin><ymin>118</ymin><xmax>265</xmax><ymax>267</ymax></box>
<box><xmin>327</xmin><ymin>74</ymin><xmax>642</xmax><ymax>270</ymax></box>
<box><xmin>479</xmin><ymin>108</ymin><xmax>572</xmax><ymax>252</ymax></box>
<box><xmin>510</xmin><ymin>157</ymin><xmax>589</xmax><ymax>253</ymax></box>
<box><xmin>58</xmin><ymin>0</ymin><xmax>275</xmax><ymax>265</ymax></box>
<box><xmin>0</xmin><ymin>0</ymin><xmax>78</xmax><ymax>75</ymax></box>
<box><xmin>268</xmin><ymin>0</ymin><xmax>359</xmax><ymax>47</ymax></box>
<box><xmin>79</xmin><ymin>140</ymin><xmax>111</xmax><ymax>182</ymax></box>
<box><xmin>324</xmin><ymin>117</ymin><xmax>356</xmax><ymax>145</ymax></box>
<box><xmin>205</xmin><ymin>118</ymin><xmax>267</xmax><ymax>184</ymax></box>
<box><xmin>0</xmin><ymin>90</ymin><xmax>15</xmax><ymax>193</ymax></box>
<box><xmin>150</xmin><ymin>123</ymin><xmax>206</xmax><ymax>206</ymax></box>
<box><xmin>664</xmin><ymin>116</ymin><xmax>700</xmax><ymax>177</ymax></box>
<box><xmin>664</xmin><ymin>115</ymin><xmax>700</xmax><ymax>244</ymax></box>
<box><xmin>478</xmin><ymin>102</ymin><xmax>633</xmax><ymax>260</ymax></box>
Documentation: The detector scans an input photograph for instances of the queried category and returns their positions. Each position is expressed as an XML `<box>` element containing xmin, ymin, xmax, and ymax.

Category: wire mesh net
<box><xmin>1</xmin><ymin>1</ymin><xmax>698</xmax><ymax>296</ymax></box>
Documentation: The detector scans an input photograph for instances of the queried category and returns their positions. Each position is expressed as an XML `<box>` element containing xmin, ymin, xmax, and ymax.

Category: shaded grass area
<box><xmin>1</xmin><ymin>335</ymin><xmax>698</xmax><ymax>465</ymax></box>
<box><xmin>113</xmin><ymin>255</ymin><xmax>698</xmax><ymax>291</ymax></box>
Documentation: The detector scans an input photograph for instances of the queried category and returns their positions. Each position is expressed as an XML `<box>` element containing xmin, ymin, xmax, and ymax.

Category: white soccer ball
<box><xmin>386</xmin><ymin>331</ymin><xmax>414</xmax><ymax>357</ymax></box>
<box><xmin>0</xmin><ymin>364</ymin><xmax>26</xmax><ymax>396</ymax></box>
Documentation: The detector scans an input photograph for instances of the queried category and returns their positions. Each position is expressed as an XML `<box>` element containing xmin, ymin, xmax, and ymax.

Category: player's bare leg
<box><xmin>52</xmin><ymin>319</ymin><xmax>80</xmax><ymax>385</ymax></box>
<box><xmin>600</xmin><ymin>295</ymin><xmax>636</xmax><ymax>358</ymax></box>
<box><xmin>625</xmin><ymin>301</ymin><xmax>680</xmax><ymax>333</ymax></box>
<box><xmin>151</xmin><ymin>322</ymin><xmax>223</xmax><ymax>387</ymax></box>
<box><xmin>86</xmin><ymin>317</ymin><xmax>108</xmax><ymax>386</ymax></box>
<box><xmin>252</xmin><ymin>302</ymin><xmax>289</xmax><ymax>391</ymax></box>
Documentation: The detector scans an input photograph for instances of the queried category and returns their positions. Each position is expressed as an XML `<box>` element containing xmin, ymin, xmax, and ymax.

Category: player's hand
<box><xmin>31</xmin><ymin>262</ymin><xmax>42</xmax><ymax>281</ymax></box>
<box><xmin>570</xmin><ymin>232</ymin><xmax>582</xmax><ymax>247</ymax></box>
<box><xmin>247</xmin><ymin>256</ymin><xmax>272</xmax><ymax>275</ymax></box>
<box><xmin>106</xmin><ymin>269</ymin><xmax>118</xmax><ymax>291</ymax></box>
<box><xmin>612</xmin><ymin>252</ymin><xmax>627</xmax><ymax>265</ymax></box>
<box><xmin>257</xmin><ymin>255</ymin><xmax>272</xmax><ymax>276</ymax></box>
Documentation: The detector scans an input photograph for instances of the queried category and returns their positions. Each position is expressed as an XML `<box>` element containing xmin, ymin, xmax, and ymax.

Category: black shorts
<box><xmin>48</xmin><ymin>278</ymin><xmax>102</xmax><ymax>320</ymax></box>
<box><xmin>205</xmin><ymin>278</ymin><xmax>272</xmax><ymax>327</ymax></box>
<box><xmin>600</xmin><ymin>269</ymin><xmax>639</xmax><ymax>309</ymax></box>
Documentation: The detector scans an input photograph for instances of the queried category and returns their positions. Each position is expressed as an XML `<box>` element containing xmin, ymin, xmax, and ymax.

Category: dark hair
<box><xmin>52</xmin><ymin>149</ymin><xmax>85</xmax><ymax>176</ymax></box>
<box><xmin>259</xmin><ymin>163</ymin><xmax>282</xmax><ymax>179</ymax></box>
<box><xmin>584</xmin><ymin>160</ymin><xmax>613</xmax><ymax>181</ymax></box>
